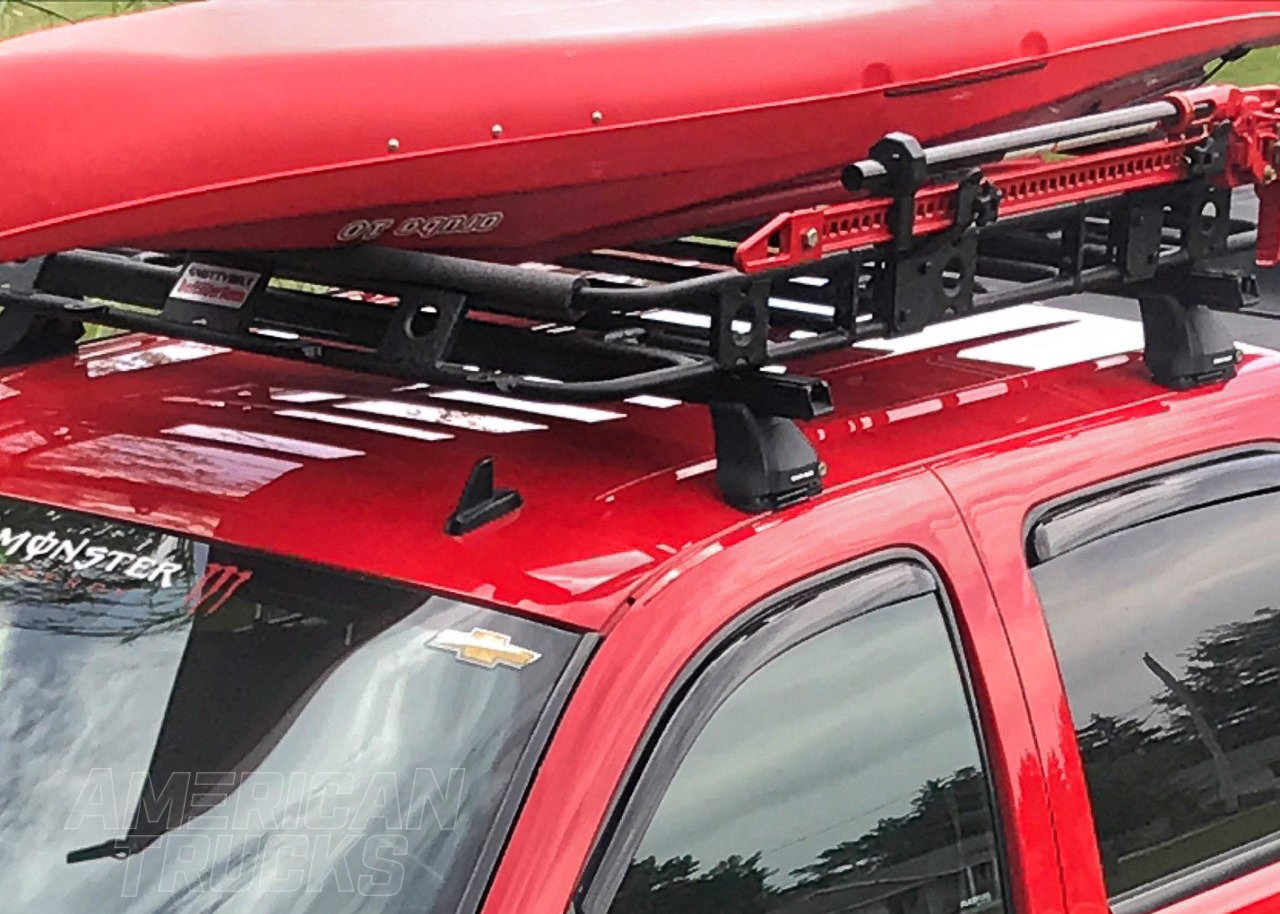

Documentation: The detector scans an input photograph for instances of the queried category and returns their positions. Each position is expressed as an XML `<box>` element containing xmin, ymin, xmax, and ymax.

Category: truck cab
<box><xmin>3</xmin><ymin>296</ymin><xmax>1279</xmax><ymax>914</ymax></box>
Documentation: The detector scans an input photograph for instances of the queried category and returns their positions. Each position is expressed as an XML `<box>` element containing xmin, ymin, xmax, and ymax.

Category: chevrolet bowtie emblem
<box><xmin>427</xmin><ymin>628</ymin><xmax>542</xmax><ymax>670</ymax></box>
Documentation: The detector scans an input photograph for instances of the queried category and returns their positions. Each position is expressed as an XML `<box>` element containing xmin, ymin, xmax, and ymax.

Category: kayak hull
<box><xmin>3</xmin><ymin>0</ymin><xmax>1279</xmax><ymax>263</ymax></box>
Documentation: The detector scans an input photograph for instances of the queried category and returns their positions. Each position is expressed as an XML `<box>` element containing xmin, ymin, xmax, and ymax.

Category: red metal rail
<box><xmin>735</xmin><ymin>85</ymin><xmax>1280</xmax><ymax>273</ymax></box>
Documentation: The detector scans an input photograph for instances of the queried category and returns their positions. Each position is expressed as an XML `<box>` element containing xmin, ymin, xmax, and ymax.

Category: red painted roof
<box><xmin>0</xmin><ymin>306</ymin><xmax>1272</xmax><ymax>630</ymax></box>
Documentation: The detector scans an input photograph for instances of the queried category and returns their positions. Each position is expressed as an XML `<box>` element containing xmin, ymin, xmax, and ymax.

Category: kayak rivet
<box><xmin>591</xmin><ymin>110</ymin><xmax>604</xmax><ymax>125</ymax></box>
<box><xmin>802</xmin><ymin>227</ymin><xmax>820</xmax><ymax>249</ymax></box>
<box><xmin>491</xmin><ymin>123</ymin><xmax>504</xmax><ymax>139</ymax></box>
<box><xmin>386</xmin><ymin>137</ymin><xmax>400</xmax><ymax>153</ymax></box>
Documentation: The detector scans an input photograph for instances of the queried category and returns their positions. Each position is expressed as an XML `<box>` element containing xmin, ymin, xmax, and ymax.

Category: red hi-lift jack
<box><xmin>737</xmin><ymin>84</ymin><xmax>1280</xmax><ymax>272</ymax></box>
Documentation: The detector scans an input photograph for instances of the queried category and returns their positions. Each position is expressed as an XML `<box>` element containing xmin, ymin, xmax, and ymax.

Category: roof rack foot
<box><xmin>711</xmin><ymin>403</ymin><xmax>823</xmax><ymax>513</ymax></box>
<box><xmin>1138</xmin><ymin>291</ymin><xmax>1240</xmax><ymax>390</ymax></box>
<box><xmin>0</xmin><ymin>259</ymin><xmax>82</xmax><ymax>362</ymax></box>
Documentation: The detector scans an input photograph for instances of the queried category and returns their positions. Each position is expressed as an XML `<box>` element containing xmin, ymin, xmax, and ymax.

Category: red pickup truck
<box><xmin>2</xmin><ymin>77</ymin><xmax>1279</xmax><ymax>914</ymax></box>
<box><xmin>2</xmin><ymin>282</ymin><xmax>1279</xmax><ymax>914</ymax></box>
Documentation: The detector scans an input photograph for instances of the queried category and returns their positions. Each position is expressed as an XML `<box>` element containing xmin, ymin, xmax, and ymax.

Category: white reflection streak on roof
<box><xmin>527</xmin><ymin>549</ymin><xmax>656</xmax><ymax>596</ymax></box>
<box><xmin>27</xmin><ymin>434</ymin><xmax>302</xmax><ymax>497</ymax></box>
<box><xmin>268</xmin><ymin>389</ymin><xmax>346</xmax><ymax>404</ymax></box>
<box><xmin>162</xmin><ymin>424</ymin><xmax>364</xmax><ymax>460</ymax></box>
<box><xmin>429</xmin><ymin>390</ymin><xmax>625</xmax><ymax>423</ymax></box>
<box><xmin>336</xmin><ymin>399</ymin><xmax>547</xmax><ymax>434</ymax></box>
<box><xmin>83</xmin><ymin>341</ymin><xmax>229</xmax><ymax>378</ymax></box>
<box><xmin>624</xmin><ymin>395</ymin><xmax>681</xmax><ymax>408</ymax></box>
<box><xmin>275</xmin><ymin>409</ymin><xmax>453</xmax><ymax>442</ymax></box>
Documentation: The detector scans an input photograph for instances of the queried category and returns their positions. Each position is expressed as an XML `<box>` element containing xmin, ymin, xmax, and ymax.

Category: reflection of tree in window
<box><xmin>1068</xmin><ymin>606</ymin><xmax>1280</xmax><ymax>893</ymax></box>
<box><xmin>1155</xmin><ymin>607</ymin><xmax>1280</xmax><ymax>757</ymax></box>
<box><xmin>607</xmin><ymin>590</ymin><xmax>1006</xmax><ymax>914</ymax></box>
<box><xmin>613</xmin><ymin>769</ymin><xmax>1001</xmax><ymax>914</ymax></box>
<box><xmin>1032</xmin><ymin>486</ymin><xmax>1280</xmax><ymax>899</ymax></box>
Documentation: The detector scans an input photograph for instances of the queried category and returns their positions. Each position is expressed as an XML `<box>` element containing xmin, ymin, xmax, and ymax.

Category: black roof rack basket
<box><xmin>0</xmin><ymin>86</ymin><xmax>1274</xmax><ymax>513</ymax></box>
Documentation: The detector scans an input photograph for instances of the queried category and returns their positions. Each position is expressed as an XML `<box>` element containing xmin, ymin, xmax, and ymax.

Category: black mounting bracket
<box><xmin>1113</xmin><ymin>193</ymin><xmax>1166</xmax><ymax>282</ymax></box>
<box><xmin>681</xmin><ymin>370</ymin><xmax>833</xmax><ymax>421</ymax></box>
<box><xmin>711</xmin><ymin>403</ymin><xmax>824</xmax><ymax>513</ymax></box>
<box><xmin>379</xmin><ymin>287</ymin><xmax>469</xmax><ymax>368</ymax></box>
<box><xmin>1178</xmin><ymin>183</ymin><xmax>1233</xmax><ymax>264</ymax></box>
<box><xmin>0</xmin><ymin>256</ymin><xmax>82</xmax><ymax>361</ymax></box>
<box><xmin>1108</xmin><ymin>126</ymin><xmax>1233</xmax><ymax>272</ymax></box>
<box><xmin>869</xmin><ymin>151</ymin><xmax>999</xmax><ymax>334</ymax></box>
<box><xmin>1137</xmin><ymin>267</ymin><xmax>1245</xmax><ymax>390</ymax></box>
<box><xmin>872</xmin><ymin>132</ymin><xmax>929</xmax><ymax>250</ymax></box>
<box><xmin>1170</xmin><ymin>269</ymin><xmax>1261</xmax><ymax>312</ymax></box>
<box><xmin>710</xmin><ymin>280</ymin><xmax>769</xmax><ymax>369</ymax></box>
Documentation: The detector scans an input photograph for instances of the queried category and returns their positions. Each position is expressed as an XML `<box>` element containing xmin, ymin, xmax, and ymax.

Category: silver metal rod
<box><xmin>1002</xmin><ymin>121</ymin><xmax>1165</xmax><ymax>161</ymax></box>
<box><xmin>848</xmin><ymin>99</ymin><xmax>1180</xmax><ymax>184</ymax></box>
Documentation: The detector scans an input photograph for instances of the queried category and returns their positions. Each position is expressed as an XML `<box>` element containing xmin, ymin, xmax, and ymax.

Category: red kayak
<box><xmin>3</xmin><ymin>0</ymin><xmax>1279</xmax><ymax>264</ymax></box>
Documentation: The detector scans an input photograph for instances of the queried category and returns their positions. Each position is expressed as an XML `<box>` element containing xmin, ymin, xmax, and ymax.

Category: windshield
<box><xmin>0</xmin><ymin>497</ymin><xmax>581</xmax><ymax>913</ymax></box>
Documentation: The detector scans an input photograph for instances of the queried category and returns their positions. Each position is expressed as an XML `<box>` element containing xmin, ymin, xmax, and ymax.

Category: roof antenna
<box><xmin>445</xmin><ymin>457</ymin><xmax>523</xmax><ymax>535</ymax></box>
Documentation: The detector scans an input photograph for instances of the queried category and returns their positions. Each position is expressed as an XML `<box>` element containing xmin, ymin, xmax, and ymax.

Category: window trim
<box><xmin>460</xmin><ymin>632</ymin><xmax>599</xmax><ymax>914</ymax></box>
<box><xmin>576</xmin><ymin>549</ymin><xmax>1009</xmax><ymax>914</ymax></box>
<box><xmin>1024</xmin><ymin>443</ymin><xmax>1280</xmax><ymax>913</ymax></box>
<box><xmin>1024</xmin><ymin>443</ymin><xmax>1280</xmax><ymax>565</ymax></box>
<box><xmin>1111</xmin><ymin>834</ymin><xmax>1280</xmax><ymax>914</ymax></box>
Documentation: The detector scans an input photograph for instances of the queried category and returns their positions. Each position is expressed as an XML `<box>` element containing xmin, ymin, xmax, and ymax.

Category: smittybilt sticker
<box><xmin>169</xmin><ymin>263</ymin><xmax>262</xmax><ymax>308</ymax></box>
<box><xmin>426</xmin><ymin>628</ymin><xmax>541</xmax><ymax>670</ymax></box>
<box><xmin>336</xmin><ymin>212</ymin><xmax>504</xmax><ymax>244</ymax></box>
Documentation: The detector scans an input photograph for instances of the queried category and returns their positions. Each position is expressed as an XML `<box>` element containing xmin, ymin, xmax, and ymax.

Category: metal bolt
<box><xmin>591</xmin><ymin>110</ymin><xmax>604</xmax><ymax>125</ymax></box>
<box><xmin>386</xmin><ymin>137</ymin><xmax>400</xmax><ymax>153</ymax></box>
<box><xmin>801</xmin><ymin>227</ymin><xmax>820</xmax><ymax>249</ymax></box>
<box><xmin>491</xmin><ymin>124</ymin><xmax>503</xmax><ymax>139</ymax></box>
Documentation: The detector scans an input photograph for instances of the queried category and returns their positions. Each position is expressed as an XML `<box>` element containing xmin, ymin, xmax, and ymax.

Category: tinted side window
<box><xmin>606</xmin><ymin>592</ymin><xmax>1007</xmax><ymax>914</ymax></box>
<box><xmin>1032</xmin><ymin>491</ymin><xmax>1280</xmax><ymax>901</ymax></box>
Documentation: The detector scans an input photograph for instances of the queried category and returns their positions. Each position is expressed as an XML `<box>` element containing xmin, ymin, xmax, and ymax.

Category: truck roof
<box><xmin>2</xmin><ymin>302</ymin><xmax>1272</xmax><ymax>632</ymax></box>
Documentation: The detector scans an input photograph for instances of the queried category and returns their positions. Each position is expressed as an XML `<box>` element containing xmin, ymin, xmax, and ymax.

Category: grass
<box><xmin>0</xmin><ymin>0</ymin><xmax>187</xmax><ymax>39</ymax></box>
<box><xmin>1214</xmin><ymin>46</ymin><xmax>1280</xmax><ymax>86</ymax></box>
